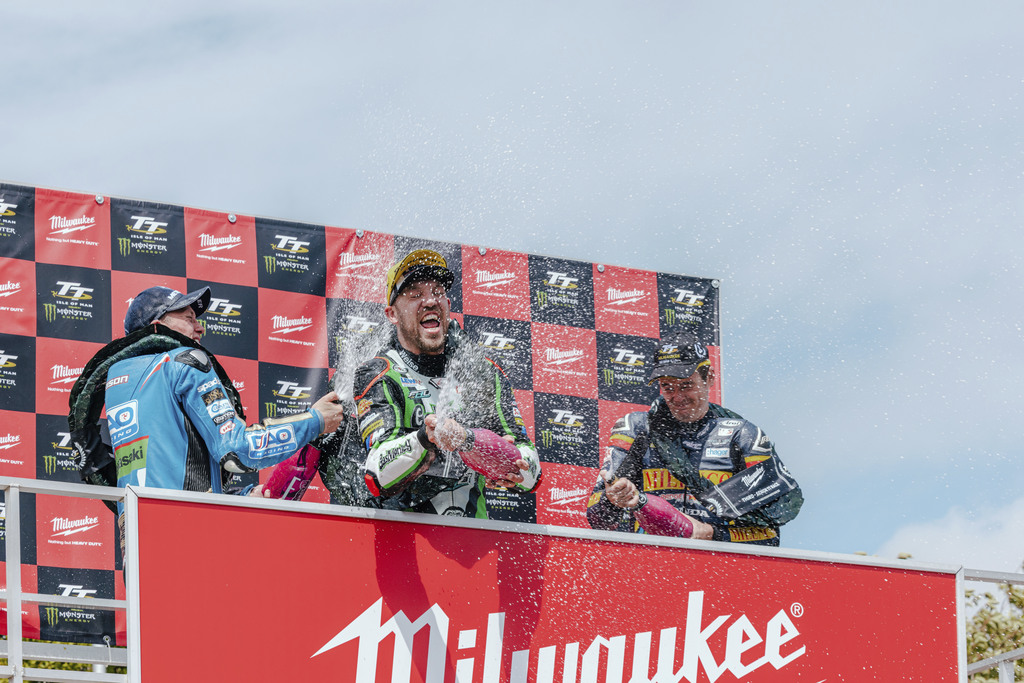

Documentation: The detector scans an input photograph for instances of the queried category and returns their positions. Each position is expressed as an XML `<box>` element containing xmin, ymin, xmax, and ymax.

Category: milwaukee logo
<box><xmin>544</xmin><ymin>348</ymin><xmax>584</xmax><ymax>366</ymax></box>
<box><xmin>0</xmin><ymin>434</ymin><xmax>20</xmax><ymax>451</ymax></box>
<box><xmin>51</xmin><ymin>515</ymin><xmax>100</xmax><ymax>537</ymax></box>
<box><xmin>271</xmin><ymin>315</ymin><xmax>313</xmax><ymax>335</ymax></box>
<box><xmin>741</xmin><ymin>467</ymin><xmax>766</xmax><ymax>489</ymax></box>
<box><xmin>51</xmin><ymin>364</ymin><xmax>84</xmax><ymax>385</ymax></box>
<box><xmin>338</xmin><ymin>252</ymin><xmax>379</xmax><ymax>270</ymax></box>
<box><xmin>0</xmin><ymin>280</ymin><xmax>21</xmax><ymax>298</ymax></box>
<box><xmin>199</xmin><ymin>233</ymin><xmax>242</xmax><ymax>252</ymax></box>
<box><xmin>48</xmin><ymin>215</ymin><xmax>96</xmax><ymax>235</ymax></box>
<box><xmin>548</xmin><ymin>485</ymin><xmax>592</xmax><ymax>506</ymax></box>
<box><xmin>605</xmin><ymin>287</ymin><xmax>646</xmax><ymax>306</ymax></box>
<box><xmin>312</xmin><ymin>592</ymin><xmax>804</xmax><ymax>681</ymax></box>
<box><xmin>475</xmin><ymin>270</ymin><xmax>516</xmax><ymax>288</ymax></box>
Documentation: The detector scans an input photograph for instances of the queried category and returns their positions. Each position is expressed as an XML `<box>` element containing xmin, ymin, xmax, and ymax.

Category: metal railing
<box><xmin>1</xmin><ymin>477</ymin><xmax>127</xmax><ymax>683</ymax></box>
<box><xmin>2</xmin><ymin>475</ymin><xmax>1024</xmax><ymax>682</ymax></box>
<box><xmin>963</xmin><ymin>568</ymin><xmax>1024</xmax><ymax>683</ymax></box>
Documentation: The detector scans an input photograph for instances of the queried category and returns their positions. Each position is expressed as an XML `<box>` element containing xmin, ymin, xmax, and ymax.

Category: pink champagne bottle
<box><xmin>264</xmin><ymin>444</ymin><xmax>321</xmax><ymax>501</ymax></box>
<box><xmin>607</xmin><ymin>475</ymin><xmax>693</xmax><ymax>538</ymax></box>
<box><xmin>458</xmin><ymin>428</ymin><xmax>537</xmax><ymax>490</ymax></box>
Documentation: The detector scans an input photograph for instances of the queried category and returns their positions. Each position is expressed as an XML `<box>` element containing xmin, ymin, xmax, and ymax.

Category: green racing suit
<box><xmin>353</xmin><ymin>326</ymin><xmax>540</xmax><ymax>517</ymax></box>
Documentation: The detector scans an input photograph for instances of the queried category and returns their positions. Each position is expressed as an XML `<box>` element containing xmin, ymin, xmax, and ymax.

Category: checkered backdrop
<box><xmin>0</xmin><ymin>182</ymin><xmax>720</xmax><ymax>644</ymax></box>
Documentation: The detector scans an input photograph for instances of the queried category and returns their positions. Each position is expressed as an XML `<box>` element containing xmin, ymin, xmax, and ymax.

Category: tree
<box><xmin>966</xmin><ymin>564</ymin><xmax>1024</xmax><ymax>682</ymax></box>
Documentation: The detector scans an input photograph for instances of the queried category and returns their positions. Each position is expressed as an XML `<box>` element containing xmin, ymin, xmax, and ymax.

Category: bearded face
<box><xmin>385</xmin><ymin>279</ymin><xmax>451</xmax><ymax>355</ymax></box>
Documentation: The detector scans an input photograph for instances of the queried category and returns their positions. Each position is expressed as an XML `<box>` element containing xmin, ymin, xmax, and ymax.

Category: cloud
<box><xmin>875</xmin><ymin>497</ymin><xmax>1024</xmax><ymax>572</ymax></box>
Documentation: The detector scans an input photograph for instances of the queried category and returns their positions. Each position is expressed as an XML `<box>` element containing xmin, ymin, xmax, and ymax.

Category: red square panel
<box><xmin>34</xmin><ymin>337</ymin><xmax>104</xmax><ymax>417</ymax></box>
<box><xmin>593</xmin><ymin>263</ymin><xmax>660</xmax><ymax>338</ymax></box>
<box><xmin>531</xmin><ymin>322</ymin><xmax>597</xmax><ymax>399</ymax></box>
<box><xmin>513</xmin><ymin>388</ymin><xmax>534</xmax><ymax>443</ymax></box>
<box><xmin>35</xmin><ymin>496</ymin><xmax>116</xmax><ymax>571</ymax></box>
<box><xmin>461</xmin><ymin>246</ymin><xmax>531</xmax><ymax>321</ymax></box>
<box><xmin>34</xmin><ymin>188</ymin><xmax>111</xmax><ymax>269</ymax></box>
<box><xmin>0</xmin><ymin>257</ymin><xmax>35</xmax><ymax>336</ymax></box>
<box><xmin>216</xmin><ymin>356</ymin><xmax>259</xmax><ymax>422</ymax></box>
<box><xmin>184</xmin><ymin>208</ymin><xmax>257</xmax><ymax>286</ymax></box>
<box><xmin>0</xmin><ymin>409</ymin><xmax>36</xmax><ymax>478</ymax></box>
<box><xmin>257</xmin><ymin>289</ymin><xmax>328</xmax><ymax>370</ymax></box>
<box><xmin>534</xmin><ymin>462</ymin><xmax>597</xmax><ymax>528</ymax></box>
<box><xmin>109</xmin><ymin>270</ymin><xmax>188</xmax><ymax>339</ymax></box>
<box><xmin>325</xmin><ymin>226</ymin><xmax>394</xmax><ymax>303</ymax></box>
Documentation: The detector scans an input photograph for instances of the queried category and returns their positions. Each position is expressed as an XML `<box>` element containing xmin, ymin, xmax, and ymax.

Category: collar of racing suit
<box><xmin>389</xmin><ymin>322</ymin><xmax>464</xmax><ymax>378</ymax></box>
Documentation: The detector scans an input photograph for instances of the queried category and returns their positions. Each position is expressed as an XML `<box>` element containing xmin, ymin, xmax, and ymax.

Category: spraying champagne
<box><xmin>602</xmin><ymin>472</ymin><xmax>694</xmax><ymax>538</ymax></box>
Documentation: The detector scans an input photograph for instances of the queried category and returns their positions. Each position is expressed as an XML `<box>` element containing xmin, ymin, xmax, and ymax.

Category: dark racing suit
<box><xmin>586</xmin><ymin>397</ymin><xmax>802</xmax><ymax>546</ymax></box>
<box><xmin>353</xmin><ymin>326</ymin><xmax>540</xmax><ymax>517</ymax></box>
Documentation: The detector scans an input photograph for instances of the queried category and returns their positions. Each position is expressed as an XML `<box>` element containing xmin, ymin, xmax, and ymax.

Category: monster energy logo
<box><xmin>665</xmin><ymin>308</ymin><xmax>675</xmax><ymax>326</ymax></box>
<box><xmin>44</xmin><ymin>303</ymin><xmax>57</xmax><ymax>323</ymax></box>
<box><xmin>118</xmin><ymin>237</ymin><xmax>131</xmax><ymax>257</ymax></box>
<box><xmin>45</xmin><ymin>605</ymin><xmax>59</xmax><ymax>627</ymax></box>
<box><xmin>602</xmin><ymin>368</ymin><xmax>615</xmax><ymax>385</ymax></box>
<box><xmin>264</xmin><ymin>255</ymin><xmax>276</xmax><ymax>274</ymax></box>
<box><xmin>264</xmin><ymin>403</ymin><xmax>278</xmax><ymax>418</ymax></box>
<box><xmin>44</xmin><ymin>455</ymin><xmax>57</xmax><ymax>475</ymax></box>
<box><xmin>541</xmin><ymin>430</ymin><xmax>553</xmax><ymax>448</ymax></box>
<box><xmin>537</xmin><ymin>291</ymin><xmax>548</xmax><ymax>307</ymax></box>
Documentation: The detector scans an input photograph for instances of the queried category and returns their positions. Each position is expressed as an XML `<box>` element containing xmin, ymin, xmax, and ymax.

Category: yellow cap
<box><xmin>385</xmin><ymin>249</ymin><xmax>455</xmax><ymax>305</ymax></box>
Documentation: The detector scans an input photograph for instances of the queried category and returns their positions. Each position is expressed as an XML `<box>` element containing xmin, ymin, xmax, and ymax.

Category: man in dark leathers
<box><xmin>586</xmin><ymin>334</ymin><xmax>802</xmax><ymax>545</ymax></box>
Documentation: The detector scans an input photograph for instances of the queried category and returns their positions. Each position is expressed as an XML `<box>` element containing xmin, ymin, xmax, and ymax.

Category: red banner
<box><xmin>130</xmin><ymin>489</ymin><xmax>961</xmax><ymax>683</ymax></box>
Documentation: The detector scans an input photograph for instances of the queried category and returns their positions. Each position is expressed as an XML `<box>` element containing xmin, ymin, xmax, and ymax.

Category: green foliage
<box><xmin>966</xmin><ymin>566</ymin><xmax>1024</xmax><ymax>682</ymax></box>
<box><xmin>0</xmin><ymin>639</ymin><xmax>127</xmax><ymax>681</ymax></box>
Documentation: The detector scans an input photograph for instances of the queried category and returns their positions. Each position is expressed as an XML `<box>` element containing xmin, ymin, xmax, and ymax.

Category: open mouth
<box><xmin>421</xmin><ymin>313</ymin><xmax>441</xmax><ymax>330</ymax></box>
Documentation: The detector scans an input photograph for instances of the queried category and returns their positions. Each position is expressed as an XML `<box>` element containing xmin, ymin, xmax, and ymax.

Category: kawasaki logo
<box><xmin>312</xmin><ymin>592</ymin><xmax>804</xmax><ymax>681</ymax></box>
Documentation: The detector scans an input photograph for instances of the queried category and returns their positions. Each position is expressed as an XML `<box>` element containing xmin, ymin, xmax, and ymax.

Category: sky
<box><xmin>4</xmin><ymin>2</ymin><xmax>1023</xmax><ymax>575</ymax></box>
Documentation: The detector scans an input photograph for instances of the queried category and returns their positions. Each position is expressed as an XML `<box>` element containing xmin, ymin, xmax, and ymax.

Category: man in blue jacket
<box><xmin>101</xmin><ymin>286</ymin><xmax>344</xmax><ymax>502</ymax></box>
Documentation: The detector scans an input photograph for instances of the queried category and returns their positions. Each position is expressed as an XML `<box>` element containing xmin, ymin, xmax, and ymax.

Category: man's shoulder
<box><xmin>708</xmin><ymin>403</ymin><xmax>745</xmax><ymax>421</ymax></box>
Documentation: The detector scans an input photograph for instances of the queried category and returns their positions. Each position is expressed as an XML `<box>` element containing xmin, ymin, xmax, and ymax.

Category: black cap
<box><xmin>124</xmin><ymin>286</ymin><xmax>211</xmax><ymax>335</ymax></box>
<box><xmin>648</xmin><ymin>336</ymin><xmax>711</xmax><ymax>384</ymax></box>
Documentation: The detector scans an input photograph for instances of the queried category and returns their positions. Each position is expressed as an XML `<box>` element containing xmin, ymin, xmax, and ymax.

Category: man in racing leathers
<box><xmin>352</xmin><ymin>249</ymin><xmax>541</xmax><ymax>517</ymax></box>
<box><xmin>95</xmin><ymin>286</ymin><xmax>344</xmax><ymax>510</ymax></box>
<box><xmin>586</xmin><ymin>334</ymin><xmax>802</xmax><ymax>546</ymax></box>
